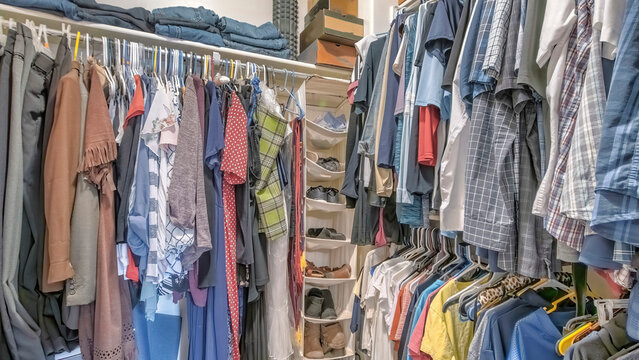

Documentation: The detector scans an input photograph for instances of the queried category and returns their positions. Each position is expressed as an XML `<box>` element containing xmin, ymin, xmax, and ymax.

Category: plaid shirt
<box><xmin>464</xmin><ymin>0</ymin><xmax>523</xmax><ymax>272</ymax></box>
<box><xmin>561</xmin><ymin>24</ymin><xmax>606</xmax><ymax>225</ymax></box>
<box><xmin>482</xmin><ymin>0</ymin><xmax>513</xmax><ymax>80</ymax></box>
<box><xmin>255</xmin><ymin>108</ymin><xmax>288</xmax><ymax>241</ymax></box>
<box><xmin>544</xmin><ymin>0</ymin><xmax>592</xmax><ymax>251</ymax></box>
<box><xmin>464</xmin><ymin>91</ymin><xmax>519</xmax><ymax>272</ymax></box>
<box><xmin>591</xmin><ymin>0</ymin><xmax>639</xmax><ymax>247</ymax></box>
<box><xmin>469</xmin><ymin>0</ymin><xmax>496</xmax><ymax>96</ymax></box>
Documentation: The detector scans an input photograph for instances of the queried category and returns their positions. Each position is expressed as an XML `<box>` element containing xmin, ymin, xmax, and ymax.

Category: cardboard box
<box><xmin>298</xmin><ymin>39</ymin><xmax>356</xmax><ymax>69</ymax></box>
<box><xmin>307</xmin><ymin>0</ymin><xmax>358</xmax><ymax>17</ymax></box>
<box><xmin>300</xmin><ymin>9</ymin><xmax>363</xmax><ymax>52</ymax></box>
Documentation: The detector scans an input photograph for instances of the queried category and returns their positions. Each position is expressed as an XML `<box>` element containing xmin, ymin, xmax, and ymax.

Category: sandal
<box><xmin>305</xmin><ymin>261</ymin><xmax>326</xmax><ymax>278</ymax></box>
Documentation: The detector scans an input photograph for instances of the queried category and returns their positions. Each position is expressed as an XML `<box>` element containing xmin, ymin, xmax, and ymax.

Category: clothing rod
<box><xmin>1</xmin><ymin>19</ymin><xmax>315</xmax><ymax>80</ymax></box>
<box><xmin>395</xmin><ymin>0</ymin><xmax>422</xmax><ymax>13</ymax></box>
<box><xmin>0</xmin><ymin>3</ymin><xmax>351</xmax><ymax>80</ymax></box>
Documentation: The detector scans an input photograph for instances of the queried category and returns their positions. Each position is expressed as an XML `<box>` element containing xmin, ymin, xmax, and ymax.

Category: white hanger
<box><xmin>218</xmin><ymin>59</ymin><xmax>230</xmax><ymax>84</ymax></box>
<box><xmin>85</xmin><ymin>33</ymin><xmax>90</xmax><ymax>61</ymax></box>
<box><xmin>595</xmin><ymin>299</ymin><xmax>629</xmax><ymax>326</ymax></box>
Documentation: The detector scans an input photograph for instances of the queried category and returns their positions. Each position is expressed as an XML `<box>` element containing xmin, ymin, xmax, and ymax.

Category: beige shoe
<box><xmin>321</xmin><ymin>322</ymin><xmax>346</xmax><ymax>349</ymax></box>
<box><xmin>304</xmin><ymin>322</ymin><xmax>324</xmax><ymax>359</ymax></box>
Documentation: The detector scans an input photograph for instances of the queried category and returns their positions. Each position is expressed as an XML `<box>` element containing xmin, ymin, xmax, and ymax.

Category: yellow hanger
<box><xmin>153</xmin><ymin>46</ymin><xmax>158</xmax><ymax>76</ymax></box>
<box><xmin>516</xmin><ymin>278</ymin><xmax>548</xmax><ymax>297</ymax></box>
<box><xmin>73</xmin><ymin>31</ymin><xmax>80</xmax><ymax>60</ymax></box>
<box><xmin>556</xmin><ymin>321</ymin><xmax>593</xmax><ymax>355</ymax></box>
<box><xmin>203</xmin><ymin>55</ymin><xmax>208</xmax><ymax>80</ymax></box>
<box><xmin>545</xmin><ymin>291</ymin><xmax>576</xmax><ymax>314</ymax></box>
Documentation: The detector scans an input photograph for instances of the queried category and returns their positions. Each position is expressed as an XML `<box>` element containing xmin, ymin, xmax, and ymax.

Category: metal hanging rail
<box><xmin>0</xmin><ymin>3</ymin><xmax>352</xmax><ymax>80</ymax></box>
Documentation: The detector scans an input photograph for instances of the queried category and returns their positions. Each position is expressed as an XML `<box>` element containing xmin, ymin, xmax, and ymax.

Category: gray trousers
<box><xmin>0</xmin><ymin>28</ymin><xmax>16</xmax><ymax>360</ymax></box>
<box><xmin>19</xmin><ymin>47</ymin><xmax>82</xmax><ymax>357</ymax></box>
<box><xmin>0</xmin><ymin>23</ymin><xmax>47</xmax><ymax>360</ymax></box>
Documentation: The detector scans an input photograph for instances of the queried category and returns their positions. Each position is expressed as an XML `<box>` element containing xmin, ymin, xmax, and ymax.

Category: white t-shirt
<box><xmin>532</xmin><ymin>0</ymin><xmax>577</xmax><ymax>216</ymax></box>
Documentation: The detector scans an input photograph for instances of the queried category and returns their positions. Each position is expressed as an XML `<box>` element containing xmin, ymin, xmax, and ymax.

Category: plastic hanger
<box><xmin>595</xmin><ymin>299</ymin><xmax>629</xmax><ymax>326</ymax></box>
<box><xmin>85</xmin><ymin>32</ymin><xmax>90</xmax><ymax>60</ymax></box>
<box><xmin>101</xmin><ymin>36</ymin><xmax>117</xmax><ymax>100</ymax></box>
<box><xmin>73</xmin><ymin>31</ymin><xmax>80</xmax><ymax>61</ymax></box>
<box><xmin>442</xmin><ymin>271</ymin><xmax>490</xmax><ymax>313</ymax></box>
<box><xmin>218</xmin><ymin>59</ymin><xmax>230</xmax><ymax>84</ymax></box>
<box><xmin>545</xmin><ymin>291</ymin><xmax>577</xmax><ymax>314</ymax></box>
<box><xmin>556</xmin><ymin>321</ymin><xmax>596</xmax><ymax>355</ymax></box>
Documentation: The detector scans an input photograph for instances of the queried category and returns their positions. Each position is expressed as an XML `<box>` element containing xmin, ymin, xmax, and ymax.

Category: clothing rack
<box><xmin>0</xmin><ymin>18</ymin><xmax>292</xmax><ymax>83</ymax></box>
<box><xmin>0</xmin><ymin>3</ymin><xmax>351</xmax><ymax>81</ymax></box>
<box><xmin>395</xmin><ymin>0</ymin><xmax>423</xmax><ymax>14</ymax></box>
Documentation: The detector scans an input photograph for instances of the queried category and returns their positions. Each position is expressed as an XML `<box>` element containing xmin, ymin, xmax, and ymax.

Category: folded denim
<box><xmin>1</xmin><ymin>0</ymin><xmax>152</xmax><ymax>32</ymax></box>
<box><xmin>71</xmin><ymin>0</ymin><xmax>151</xmax><ymax>32</ymax></box>
<box><xmin>150</xmin><ymin>6</ymin><xmax>219</xmax><ymax>30</ymax></box>
<box><xmin>222</xmin><ymin>32</ymin><xmax>288</xmax><ymax>50</ymax></box>
<box><xmin>223</xmin><ymin>39</ymin><xmax>292</xmax><ymax>59</ymax></box>
<box><xmin>77</xmin><ymin>9</ymin><xmax>152</xmax><ymax>32</ymax></box>
<box><xmin>0</xmin><ymin>0</ymin><xmax>80</xmax><ymax>19</ymax></box>
<box><xmin>217</xmin><ymin>16</ymin><xmax>281</xmax><ymax>40</ymax></box>
<box><xmin>155</xmin><ymin>24</ymin><xmax>225</xmax><ymax>47</ymax></box>
<box><xmin>155</xmin><ymin>19</ymin><xmax>218</xmax><ymax>33</ymax></box>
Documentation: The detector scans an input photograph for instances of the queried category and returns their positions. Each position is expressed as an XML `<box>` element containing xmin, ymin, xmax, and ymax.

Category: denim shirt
<box><xmin>460</xmin><ymin>0</ymin><xmax>486</xmax><ymax>109</ymax></box>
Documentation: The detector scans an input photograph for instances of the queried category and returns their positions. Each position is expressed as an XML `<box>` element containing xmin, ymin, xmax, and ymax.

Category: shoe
<box><xmin>305</xmin><ymin>288</ymin><xmax>324</xmax><ymax>318</ymax></box>
<box><xmin>305</xmin><ymin>261</ymin><xmax>325</xmax><ymax>278</ymax></box>
<box><xmin>325</xmin><ymin>264</ymin><xmax>351</xmax><ymax>279</ymax></box>
<box><xmin>317</xmin><ymin>157</ymin><xmax>341</xmax><ymax>172</ymax></box>
<box><xmin>320</xmin><ymin>289</ymin><xmax>337</xmax><ymax>320</ymax></box>
<box><xmin>306</xmin><ymin>150</ymin><xmax>320</xmax><ymax>163</ymax></box>
<box><xmin>306</xmin><ymin>227</ymin><xmax>346</xmax><ymax>240</ymax></box>
<box><xmin>325</xmin><ymin>187</ymin><xmax>339</xmax><ymax>203</ymax></box>
<box><xmin>306</xmin><ymin>186</ymin><xmax>327</xmax><ymax>201</ymax></box>
<box><xmin>321</xmin><ymin>322</ymin><xmax>346</xmax><ymax>349</ymax></box>
<box><xmin>304</xmin><ymin>322</ymin><xmax>324</xmax><ymax>359</ymax></box>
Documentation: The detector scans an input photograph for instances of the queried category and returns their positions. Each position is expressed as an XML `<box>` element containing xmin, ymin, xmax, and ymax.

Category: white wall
<box><xmin>359</xmin><ymin>0</ymin><xmax>396</xmax><ymax>35</ymax></box>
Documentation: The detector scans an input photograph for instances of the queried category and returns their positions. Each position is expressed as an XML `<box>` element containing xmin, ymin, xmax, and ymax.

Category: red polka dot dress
<box><xmin>220</xmin><ymin>92</ymin><xmax>248</xmax><ymax>359</ymax></box>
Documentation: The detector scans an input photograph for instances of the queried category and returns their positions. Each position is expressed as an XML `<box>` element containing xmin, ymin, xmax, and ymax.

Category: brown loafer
<box><xmin>324</xmin><ymin>264</ymin><xmax>351</xmax><ymax>279</ymax></box>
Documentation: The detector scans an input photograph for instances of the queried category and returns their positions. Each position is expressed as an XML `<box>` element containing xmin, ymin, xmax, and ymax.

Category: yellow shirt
<box><xmin>420</xmin><ymin>280</ymin><xmax>474</xmax><ymax>360</ymax></box>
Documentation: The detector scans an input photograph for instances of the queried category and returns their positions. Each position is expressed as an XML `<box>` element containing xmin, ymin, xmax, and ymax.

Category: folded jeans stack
<box><xmin>151</xmin><ymin>6</ymin><xmax>225</xmax><ymax>47</ymax></box>
<box><xmin>217</xmin><ymin>16</ymin><xmax>292</xmax><ymax>59</ymax></box>
<box><xmin>0</xmin><ymin>0</ymin><xmax>152</xmax><ymax>32</ymax></box>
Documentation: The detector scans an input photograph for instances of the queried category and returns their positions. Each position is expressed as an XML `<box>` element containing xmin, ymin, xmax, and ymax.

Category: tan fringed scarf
<box><xmin>78</xmin><ymin>64</ymin><xmax>136</xmax><ymax>360</ymax></box>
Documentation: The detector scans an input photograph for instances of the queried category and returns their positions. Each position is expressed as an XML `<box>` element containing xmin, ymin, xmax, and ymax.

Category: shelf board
<box><xmin>302</xmin><ymin>348</ymin><xmax>355</xmax><ymax>360</ymax></box>
<box><xmin>0</xmin><ymin>4</ymin><xmax>351</xmax><ymax>80</ymax></box>
<box><xmin>305</xmin><ymin>237</ymin><xmax>353</xmax><ymax>251</ymax></box>
<box><xmin>304</xmin><ymin>276</ymin><xmax>357</xmax><ymax>286</ymax></box>
<box><xmin>305</xmin><ymin>197</ymin><xmax>346</xmax><ymax>212</ymax></box>
<box><xmin>303</xmin><ymin>312</ymin><xmax>352</xmax><ymax>324</ymax></box>
<box><xmin>305</xmin><ymin>119</ymin><xmax>347</xmax><ymax>150</ymax></box>
<box><xmin>306</xmin><ymin>157</ymin><xmax>345</xmax><ymax>182</ymax></box>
